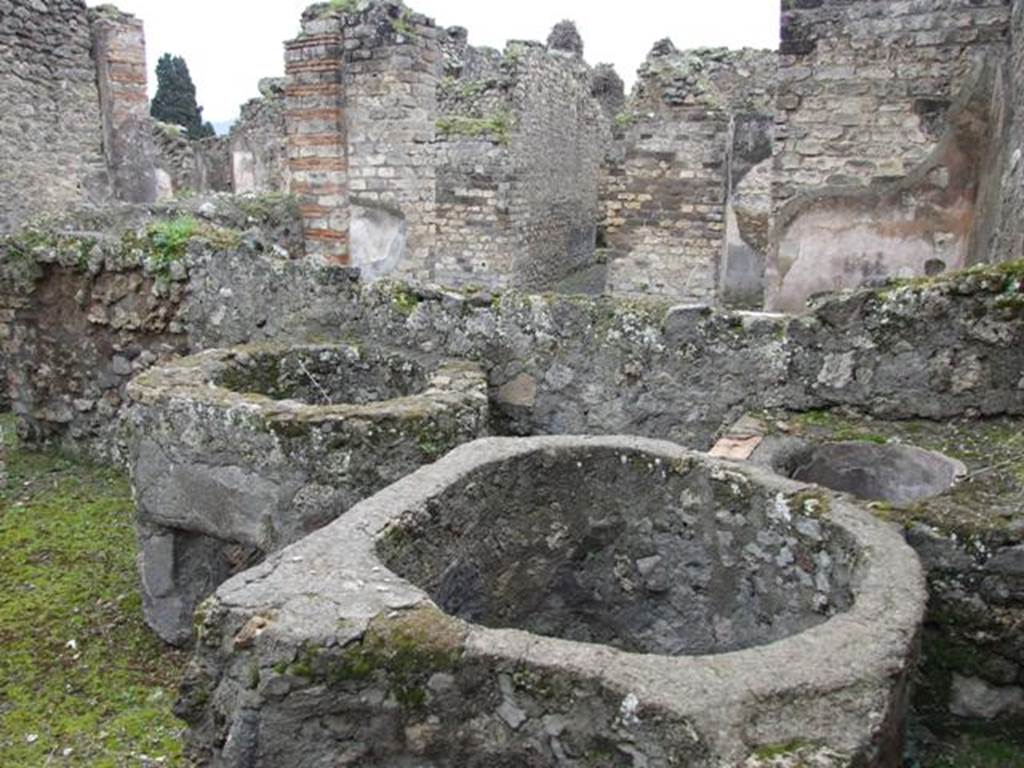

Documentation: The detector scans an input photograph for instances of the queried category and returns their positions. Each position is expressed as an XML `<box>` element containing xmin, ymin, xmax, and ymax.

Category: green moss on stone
<box><xmin>436</xmin><ymin>112</ymin><xmax>512</xmax><ymax>145</ymax></box>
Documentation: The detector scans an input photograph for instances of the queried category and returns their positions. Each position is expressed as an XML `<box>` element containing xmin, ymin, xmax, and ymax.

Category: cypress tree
<box><xmin>150</xmin><ymin>54</ymin><xmax>215</xmax><ymax>139</ymax></box>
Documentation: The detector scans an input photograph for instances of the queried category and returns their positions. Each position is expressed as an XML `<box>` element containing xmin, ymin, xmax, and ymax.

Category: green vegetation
<box><xmin>795</xmin><ymin>410</ymin><xmax>889</xmax><ymax>445</ymax></box>
<box><xmin>880</xmin><ymin>258</ymin><xmax>1024</xmax><ymax>300</ymax></box>
<box><xmin>922</xmin><ymin>732</ymin><xmax>1024</xmax><ymax>768</ymax></box>
<box><xmin>752</xmin><ymin>740</ymin><xmax>811</xmax><ymax>760</ymax></box>
<box><xmin>614</xmin><ymin>111</ymin><xmax>639</xmax><ymax>130</ymax></box>
<box><xmin>0</xmin><ymin>416</ymin><xmax>187</xmax><ymax>766</ymax></box>
<box><xmin>278</xmin><ymin>606</ymin><xmax>462</xmax><ymax>712</ymax></box>
<box><xmin>436</xmin><ymin>112</ymin><xmax>512</xmax><ymax>145</ymax></box>
<box><xmin>150</xmin><ymin>54</ymin><xmax>214</xmax><ymax>140</ymax></box>
<box><xmin>143</xmin><ymin>215</ymin><xmax>240</xmax><ymax>280</ymax></box>
<box><xmin>319</xmin><ymin>0</ymin><xmax>358</xmax><ymax>15</ymax></box>
<box><xmin>391</xmin><ymin>9</ymin><xmax>414</xmax><ymax>36</ymax></box>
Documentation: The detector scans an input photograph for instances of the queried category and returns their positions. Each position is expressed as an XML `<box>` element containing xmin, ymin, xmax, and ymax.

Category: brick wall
<box><xmin>90</xmin><ymin>6</ymin><xmax>157</xmax><ymax>205</ymax></box>
<box><xmin>285</xmin><ymin>9</ymin><xmax>350</xmax><ymax>265</ymax></box>
<box><xmin>601</xmin><ymin>45</ymin><xmax>775</xmax><ymax>302</ymax></box>
<box><xmin>774</xmin><ymin>0</ymin><xmax>1010</xmax><ymax>203</ymax></box>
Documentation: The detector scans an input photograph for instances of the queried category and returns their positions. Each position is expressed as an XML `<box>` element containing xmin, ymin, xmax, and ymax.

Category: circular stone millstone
<box><xmin>179</xmin><ymin>435</ymin><xmax>926</xmax><ymax>768</ymax></box>
<box><xmin>125</xmin><ymin>342</ymin><xmax>490</xmax><ymax>646</ymax></box>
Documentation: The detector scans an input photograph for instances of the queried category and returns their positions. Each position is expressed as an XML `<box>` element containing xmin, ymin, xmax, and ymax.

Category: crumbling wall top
<box><xmin>632</xmin><ymin>41</ymin><xmax>777</xmax><ymax>113</ymax></box>
<box><xmin>547</xmin><ymin>19</ymin><xmax>584</xmax><ymax>57</ymax></box>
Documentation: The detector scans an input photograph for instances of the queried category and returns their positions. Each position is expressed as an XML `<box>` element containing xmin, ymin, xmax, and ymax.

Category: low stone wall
<box><xmin>4</xmin><ymin>209</ymin><xmax>1022</xmax><ymax>461</ymax></box>
<box><xmin>0</xmin><ymin>195</ymin><xmax>303</xmax><ymax>460</ymax></box>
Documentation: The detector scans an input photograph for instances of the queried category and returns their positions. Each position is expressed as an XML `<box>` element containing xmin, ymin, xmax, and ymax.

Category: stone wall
<box><xmin>342</xmin><ymin>3</ymin><xmax>441</xmax><ymax>282</ymax></box>
<box><xmin>992</xmin><ymin>0</ymin><xmax>1024</xmax><ymax>263</ymax></box>
<box><xmin>430</xmin><ymin>35</ymin><xmax>606</xmax><ymax>290</ymax></box>
<box><xmin>90</xmin><ymin>6</ymin><xmax>157</xmax><ymax>205</ymax></box>
<box><xmin>0</xmin><ymin>0</ymin><xmax>109</xmax><ymax>232</ymax></box>
<box><xmin>152</xmin><ymin>123</ymin><xmax>232</xmax><ymax>199</ymax></box>
<box><xmin>601</xmin><ymin>45</ymin><xmax>775</xmax><ymax>303</ymax></box>
<box><xmin>280</xmin><ymin>6</ymin><xmax>605</xmax><ymax>290</ymax></box>
<box><xmin>5</xmin><ymin>204</ymin><xmax>1023</xmax><ymax>461</ymax></box>
<box><xmin>769</xmin><ymin>0</ymin><xmax>1012</xmax><ymax>311</ymax></box>
<box><xmin>230</xmin><ymin>79</ymin><xmax>290</xmax><ymax>195</ymax></box>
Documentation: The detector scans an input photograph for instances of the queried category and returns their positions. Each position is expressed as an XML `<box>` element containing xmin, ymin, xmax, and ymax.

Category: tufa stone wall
<box><xmin>0</xmin><ymin>0</ymin><xmax>110</xmax><ymax>232</ymax></box>
<box><xmin>152</xmin><ymin>123</ymin><xmax>233</xmax><ymax>199</ymax></box>
<box><xmin>601</xmin><ymin>44</ymin><xmax>775</xmax><ymax>303</ymax></box>
<box><xmin>230</xmin><ymin>79</ymin><xmax>291</xmax><ymax>195</ymax></box>
<box><xmin>769</xmin><ymin>0</ymin><xmax>1012</xmax><ymax>311</ymax></box>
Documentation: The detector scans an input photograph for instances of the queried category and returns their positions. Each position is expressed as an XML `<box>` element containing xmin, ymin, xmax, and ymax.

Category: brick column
<box><xmin>285</xmin><ymin>15</ymin><xmax>350</xmax><ymax>265</ymax></box>
<box><xmin>89</xmin><ymin>7</ymin><xmax>157</xmax><ymax>204</ymax></box>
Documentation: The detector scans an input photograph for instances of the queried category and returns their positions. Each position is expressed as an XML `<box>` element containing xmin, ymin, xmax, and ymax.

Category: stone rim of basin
<box><xmin>126</xmin><ymin>341</ymin><xmax>488</xmax><ymax>421</ymax></box>
<box><xmin>194</xmin><ymin>435</ymin><xmax>927</xmax><ymax>762</ymax></box>
<box><xmin>755</xmin><ymin>437</ymin><xmax>968</xmax><ymax>507</ymax></box>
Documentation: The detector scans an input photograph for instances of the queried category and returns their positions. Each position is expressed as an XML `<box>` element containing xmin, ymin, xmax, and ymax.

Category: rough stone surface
<box><xmin>229</xmin><ymin>79</ymin><xmax>290</xmax><ymax>195</ymax></box>
<box><xmin>770</xmin><ymin>0</ymin><xmax>1013</xmax><ymax>310</ymax></box>
<box><xmin>601</xmin><ymin>45</ymin><xmax>775</xmax><ymax>303</ymax></box>
<box><xmin>4</xmin><ymin>218</ymin><xmax>1024</xmax><ymax>462</ymax></box>
<box><xmin>126</xmin><ymin>342</ymin><xmax>490</xmax><ymax>645</ymax></box>
<box><xmin>152</xmin><ymin>122</ymin><xmax>232</xmax><ymax>199</ymax></box>
<box><xmin>177</xmin><ymin>436</ymin><xmax>925</xmax><ymax>767</ymax></box>
<box><xmin>0</xmin><ymin>0</ymin><xmax>110</xmax><ymax>231</ymax></box>
<box><xmin>753</xmin><ymin>439</ymin><xmax>967</xmax><ymax>507</ymax></box>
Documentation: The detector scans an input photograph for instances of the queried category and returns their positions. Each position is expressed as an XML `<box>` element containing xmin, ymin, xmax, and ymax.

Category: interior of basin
<box><xmin>786</xmin><ymin>442</ymin><xmax>963</xmax><ymax>506</ymax></box>
<box><xmin>214</xmin><ymin>345</ymin><xmax>428</xmax><ymax>406</ymax></box>
<box><xmin>378</xmin><ymin>446</ymin><xmax>859</xmax><ymax>656</ymax></box>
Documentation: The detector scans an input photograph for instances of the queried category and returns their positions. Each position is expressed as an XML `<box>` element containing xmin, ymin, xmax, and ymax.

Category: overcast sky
<box><xmin>91</xmin><ymin>0</ymin><xmax>779</xmax><ymax>127</ymax></box>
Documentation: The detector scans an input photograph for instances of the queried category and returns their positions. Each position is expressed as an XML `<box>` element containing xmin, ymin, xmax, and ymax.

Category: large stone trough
<box><xmin>176</xmin><ymin>435</ymin><xmax>926</xmax><ymax>767</ymax></box>
<box><xmin>126</xmin><ymin>342</ymin><xmax>490</xmax><ymax>645</ymax></box>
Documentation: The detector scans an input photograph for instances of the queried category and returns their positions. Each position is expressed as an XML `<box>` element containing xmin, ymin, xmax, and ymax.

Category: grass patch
<box><xmin>0</xmin><ymin>415</ymin><xmax>187</xmax><ymax>766</ymax></box>
<box><xmin>436</xmin><ymin>112</ymin><xmax>512</xmax><ymax>145</ymax></box>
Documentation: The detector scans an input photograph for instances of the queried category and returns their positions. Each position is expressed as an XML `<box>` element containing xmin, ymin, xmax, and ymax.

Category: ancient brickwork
<box><xmin>0</xmin><ymin>0</ymin><xmax>109</xmax><ymax>232</ymax></box>
<box><xmin>285</xmin><ymin>9</ymin><xmax>350</xmax><ymax>265</ymax></box>
<box><xmin>505</xmin><ymin>43</ymin><xmax>605</xmax><ymax>288</ymax></box>
<box><xmin>602</xmin><ymin>45</ymin><xmax>775</xmax><ymax>302</ymax></box>
<box><xmin>769</xmin><ymin>0</ymin><xmax>1013</xmax><ymax>311</ymax></box>
<box><xmin>90</xmin><ymin>6</ymin><xmax>158</xmax><ymax>205</ymax></box>
<box><xmin>775</xmin><ymin>0</ymin><xmax>1009</xmax><ymax>201</ymax></box>
<box><xmin>230</xmin><ymin>79</ymin><xmax>290</xmax><ymax>195</ymax></box>
<box><xmin>431</xmin><ymin>36</ymin><xmax>606</xmax><ymax>290</ymax></box>
<box><xmin>342</xmin><ymin>3</ymin><xmax>442</xmax><ymax>281</ymax></box>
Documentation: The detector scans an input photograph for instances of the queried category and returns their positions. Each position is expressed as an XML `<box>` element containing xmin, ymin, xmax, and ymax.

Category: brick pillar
<box><xmin>285</xmin><ymin>15</ymin><xmax>350</xmax><ymax>265</ymax></box>
<box><xmin>89</xmin><ymin>7</ymin><xmax>157</xmax><ymax>204</ymax></box>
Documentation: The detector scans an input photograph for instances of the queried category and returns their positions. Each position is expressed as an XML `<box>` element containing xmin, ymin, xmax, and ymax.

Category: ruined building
<box><xmin>2</xmin><ymin>0</ymin><xmax>1024</xmax><ymax>765</ymax></box>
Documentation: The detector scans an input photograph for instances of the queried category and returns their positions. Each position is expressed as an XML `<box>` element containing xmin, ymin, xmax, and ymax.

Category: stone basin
<box><xmin>755</xmin><ymin>439</ymin><xmax>967</xmax><ymax>507</ymax></box>
<box><xmin>125</xmin><ymin>342</ymin><xmax>489</xmax><ymax>645</ymax></box>
<box><xmin>178</xmin><ymin>436</ymin><xmax>925</xmax><ymax>767</ymax></box>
